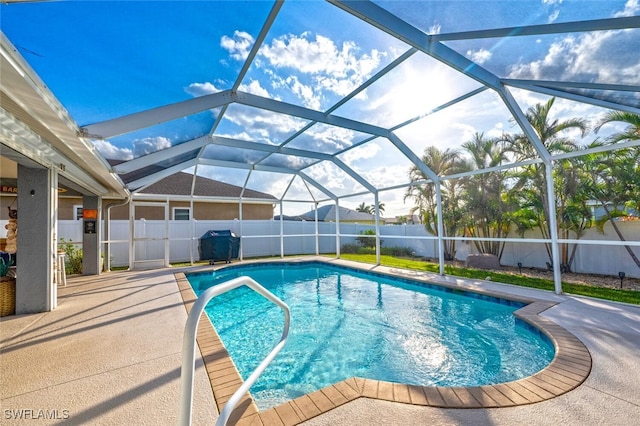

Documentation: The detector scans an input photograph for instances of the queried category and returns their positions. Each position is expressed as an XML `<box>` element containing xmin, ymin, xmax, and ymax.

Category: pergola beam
<box><xmin>330</xmin><ymin>1</ymin><xmax>552</xmax><ymax>163</ymax></box>
<box><xmin>210</xmin><ymin>136</ymin><xmax>377</xmax><ymax>193</ymax></box>
<box><xmin>82</xmin><ymin>91</ymin><xmax>235</xmax><ymax>139</ymax></box>
<box><xmin>504</xmin><ymin>80</ymin><xmax>640</xmax><ymax>115</ymax></box>
<box><xmin>329</xmin><ymin>0</ymin><xmax>503</xmax><ymax>91</ymax></box>
<box><xmin>431</xmin><ymin>16</ymin><xmax>640</xmax><ymax>42</ymax></box>
<box><xmin>498</xmin><ymin>87</ymin><xmax>551</xmax><ymax>162</ymax></box>
<box><xmin>390</xmin><ymin>86</ymin><xmax>489</xmax><ymax>131</ymax></box>
<box><xmin>298</xmin><ymin>171</ymin><xmax>337</xmax><ymax>201</ymax></box>
<box><xmin>128</xmin><ymin>159</ymin><xmax>198</xmax><ymax>191</ymax></box>
<box><xmin>272</xmin><ymin>47</ymin><xmax>417</xmax><ymax>158</ymax></box>
<box><xmin>113</xmin><ymin>135</ymin><xmax>210</xmax><ymax>174</ymax></box>
<box><xmin>234</xmin><ymin>91</ymin><xmax>390</xmax><ymax>137</ymax></box>
<box><xmin>210</xmin><ymin>0</ymin><xmax>284</xmax><ymax>135</ymax></box>
<box><xmin>503</xmin><ymin>79</ymin><xmax>640</xmax><ymax>93</ymax></box>
<box><xmin>197</xmin><ymin>158</ymin><xmax>337</xmax><ymax>199</ymax></box>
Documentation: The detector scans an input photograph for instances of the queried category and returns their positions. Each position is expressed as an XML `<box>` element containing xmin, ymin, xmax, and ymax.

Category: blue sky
<box><xmin>2</xmin><ymin>0</ymin><xmax>639</xmax><ymax>216</ymax></box>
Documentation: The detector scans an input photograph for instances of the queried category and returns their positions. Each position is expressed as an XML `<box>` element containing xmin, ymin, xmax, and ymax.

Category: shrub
<box><xmin>341</xmin><ymin>244</ymin><xmax>415</xmax><ymax>257</ymax></box>
<box><xmin>380</xmin><ymin>246</ymin><xmax>415</xmax><ymax>257</ymax></box>
<box><xmin>355</xmin><ymin>229</ymin><xmax>382</xmax><ymax>248</ymax></box>
<box><xmin>60</xmin><ymin>238</ymin><xmax>83</xmax><ymax>274</ymax></box>
<box><xmin>340</xmin><ymin>243</ymin><xmax>361</xmax><ymax>254</ymax></box>
<box><xmin>340</xmin><ymin>244</ymin><xmax>377</xmax><ymax>255</ymax></box>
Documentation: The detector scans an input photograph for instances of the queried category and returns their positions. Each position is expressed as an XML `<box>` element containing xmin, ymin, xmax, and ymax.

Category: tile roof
<box><xmin>140</xmin><ymin>171</ymin><xmax>276</xmax><ymax>200</ymax></box>
<box><xmin>107</xmin><ymin>160</ymin><xmax>275</xmax><ymax>200</ymax></box>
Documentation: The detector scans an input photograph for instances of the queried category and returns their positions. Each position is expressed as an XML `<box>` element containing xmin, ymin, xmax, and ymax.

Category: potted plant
<box><xmin>0</xmin><ymin>253</ymin><xmax>16</xmax><ymax>316</ymax></box>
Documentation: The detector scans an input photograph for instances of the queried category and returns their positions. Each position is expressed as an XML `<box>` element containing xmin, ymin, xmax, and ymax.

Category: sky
<box><xmin>1</xmin><ymin>0</ymin><xmax>639</xmax><ymax>217</ymax></box>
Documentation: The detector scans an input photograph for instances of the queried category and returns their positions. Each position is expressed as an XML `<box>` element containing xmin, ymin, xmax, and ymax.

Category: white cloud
<box><xmin>222</xmin><ymin>106</ymin><xmax>306</xmax><ymax>144</ymax></box>
<box><xmin>614</xmin><ymin>0</ymin><xmax>639</xmax><ymax>17</ymax></box>
<box><xmin>306</xmin><ymin>162</ymin><xmax>346</xmax><ymax>192</ymax></box>
<box><xmin>184</xmin><ymin>81</ymin><xmax>222</xmax><ymax>97</ymax></box>
<box><xmin>307</xmin><ymin>125</ymin><xmax>355</xmax><ymax>152</ymax></box>
<box><xmin>262</xmin><ymin>33</ymin><xmax>342</xmax><ymax>74</ymax></box>
<box><xmin>340</xmin><ymin>142</ymin><xmax>381</xmax><ymax>164</ymax></box>
<box><xmin>485</xmin><ymin>122</ymin><xmax>505</xmax><ymax>139</ymax></box>
<box><xmin>92</xmin><ymin>139</ymin><xmax>133</xmax><ymax>160</ymax></box>
<box><xmin>507</xmin><ymin>2</ymin><xmax>640</xmax><ymax>88</ymax></box>
<box><xmin>466</xmin><ymin>48</ymin><xmax>492</xmax><ymax>65</ymax></box>
<box><xmin>507</xmin><ymin>27</ymin><xmax>640</xmax><ymax>85</ymax></box>
<box><xmin>509</xmin><ymin>0</ymin><xmax>640</xmax><ymax>85</ymax></box>
<box><xmin>548</xmin><ymin>9</ymin><xmax>560</xmax><ymax>23</ymax></box>
<box><xmin>267</xmin><ymin>176</ymin><xmax>298</xmax><ymax>201</ymax></box>
<box><xmin>258</xmin><ymin>32</ymin><xmax>383</xmax><ymax>101</ymax></box>
<box><xmin>429</xmin><ymin>24</ymin><xmax>442</xmax><ymax>35</ymax></box>
<box><xmin>285</xmin><ymin>75</ymin><xmax>319</xmax><ymax>110</ymax></box>
<box><xmin>133</xmin><ymin>136</ymin><xmax>172</xmax><ymax>157</ymax></box>
<box><xmin>304</xmin><ymin>160</ymin><xmax>377</xmax><ymax>196</ymax></box>
<box><xmin>239</xmin><ymin>79</ymin><xmax>272</xmax><ymax>98</ymax></box>
<box><xmin>360</xmin><ymin>163</ymin><xmax>408</xmax><ymax>189</ymax></box>
<box><xmin>220</xmin><ymin>30</ymin><xmax>254</xmax><ymax>61</ymax></box>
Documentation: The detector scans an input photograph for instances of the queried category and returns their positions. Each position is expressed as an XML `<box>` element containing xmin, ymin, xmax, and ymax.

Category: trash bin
<box><xmin>198</xmin><ymin>230</ymin><xmax>240</xmax><ymax>264</ymax></box>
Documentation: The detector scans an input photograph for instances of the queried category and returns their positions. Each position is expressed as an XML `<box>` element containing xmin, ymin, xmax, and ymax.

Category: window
<box><xmin>173</xmin><ymin>207</ymin><xmax>191</xmax><ymax>221</ymax></box>
<box><xmin>73</xmin><ymin>205</ymin><xmax>83</xmax><ymax>220</ymax></box>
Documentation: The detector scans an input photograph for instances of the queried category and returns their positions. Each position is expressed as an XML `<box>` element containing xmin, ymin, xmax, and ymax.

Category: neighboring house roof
<box><xmin>140</xmin><ymin>171</ymin><xmax>276</xmax><ymax>200</ymax></box>
<box><xmin>107</xmin><ymin>160</ymin><xmax>275</xmax><ymax>200</ymax></box>
<box><xmin>280</xmin><ymin>205</ymin><xmax>375</xmax><ymax>222</ymax></box>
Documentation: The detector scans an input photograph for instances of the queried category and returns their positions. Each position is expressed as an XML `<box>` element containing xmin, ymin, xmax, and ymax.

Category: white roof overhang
<box><xmin>0</xmin><ymin>33</ymin><xmax>129</xmax><ymax>198</ymax></box>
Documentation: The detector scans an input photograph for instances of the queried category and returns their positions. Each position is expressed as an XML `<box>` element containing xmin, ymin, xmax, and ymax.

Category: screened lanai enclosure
<box><xmin>1</xmin><ymin>1</ymin><xmax>639</xmax><ymax>294</ymax></box>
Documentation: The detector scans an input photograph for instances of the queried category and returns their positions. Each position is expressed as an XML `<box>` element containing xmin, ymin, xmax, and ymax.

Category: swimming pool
<box><xmin>187</xmin><ymin>261</ymin><xmax>555</xmax><ymax>410</ymax></box>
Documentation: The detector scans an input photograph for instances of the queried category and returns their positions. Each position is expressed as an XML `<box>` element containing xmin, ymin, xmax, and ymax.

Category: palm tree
<box><xmin>461</xmin><ymin>132</ymin><xmax>513</xmax><ymax>259</ymax></box>
<box><xmin>356</xmin><ymin>202</ymin><xmax>372</xmax><ymax>214</ymax></box>
<box><xmin>404</xmin><ymin>146</ymin><xmax>470</xmax><ymax>260</ymax></box>
<box><xmin>555</xmin><ymin>151</ymin><xmax>594</xmax><ymax>271</ymax></box>
<box><xmin>591</xmin><ymin>112</ymin><xmax>640</xmax><ymax>270</ymax></box>
<box><xmin>504</xmin><ymin>97</ymin><xmax>588</xmax><ymax>267</ymax></box>
<box><xmin>594</xmin><ymin>111</ymin><xmax>640</xmax><ymax>143</ymax></box>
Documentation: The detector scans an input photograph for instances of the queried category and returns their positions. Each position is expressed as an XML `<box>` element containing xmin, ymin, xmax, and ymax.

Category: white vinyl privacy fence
<box><xmin>52</xmin><ymin>219</ymin><xmax>640</xmax><ymax>278</ymax></box>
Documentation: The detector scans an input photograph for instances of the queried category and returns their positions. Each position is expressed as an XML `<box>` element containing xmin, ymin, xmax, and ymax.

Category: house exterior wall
<box><xmin>54</xmin><ymin>197</ymin><xmax>274</xmax><ymax>220</ymax></box>
<box><xmin>59</xmin><ymin>197</ymin><xmax>82</xmax><ymax>220</ymax></box>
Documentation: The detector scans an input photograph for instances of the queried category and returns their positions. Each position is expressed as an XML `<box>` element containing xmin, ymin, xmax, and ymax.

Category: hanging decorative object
<box><xmin>5</xmin><ymin>206</ymin><xmax>17</xmax><ymax>254</ymax></box>
<box><xmin>1</xmin><ymin>206</ymin><xmax>16</xmax><ymax>316</ymax></box>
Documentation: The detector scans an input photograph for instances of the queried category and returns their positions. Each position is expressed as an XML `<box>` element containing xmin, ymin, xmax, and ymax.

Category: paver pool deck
<box><xmin>1</xmin><ymin>256</ymin><xmax>639</xmax><ymax>425</ymax></box>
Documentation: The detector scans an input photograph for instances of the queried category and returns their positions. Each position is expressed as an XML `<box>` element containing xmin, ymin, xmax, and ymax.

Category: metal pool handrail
<box><xmin>179</xmin><ymin>276</ymin><xmax>290</xmax><ymax>426</ymax></box>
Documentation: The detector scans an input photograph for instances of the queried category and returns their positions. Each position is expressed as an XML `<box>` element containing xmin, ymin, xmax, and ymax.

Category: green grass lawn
<box><xmin>161</xmin><ymin>253</ymin><xmax>639</xmax><ymax>305</ymax></box>
<box><xmin>333</xmin><ymin>254</ymin><xmax>640</xmax><ymax>305</ymax></box>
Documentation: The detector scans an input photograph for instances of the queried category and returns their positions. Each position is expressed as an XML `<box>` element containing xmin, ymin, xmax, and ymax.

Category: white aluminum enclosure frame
<box><xmin>49</xmin><ymin>1</ymin><xmax>640</xmax><ymax>294</ymax></box>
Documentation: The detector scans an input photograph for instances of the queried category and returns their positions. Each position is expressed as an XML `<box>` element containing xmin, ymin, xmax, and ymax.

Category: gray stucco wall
<box><xmin>16</xmin><ymin>165</ymin><xmax>52</xmax><ymax>313</ymax></box>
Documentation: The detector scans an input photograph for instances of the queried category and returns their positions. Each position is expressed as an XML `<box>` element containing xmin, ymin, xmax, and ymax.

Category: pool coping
<box><xmin>175</xmin><ymin>258</ymin><xmax>592</xmax><ymax>426</ymax></box>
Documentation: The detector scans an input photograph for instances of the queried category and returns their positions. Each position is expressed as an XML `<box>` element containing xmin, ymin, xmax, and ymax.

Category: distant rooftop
<box><xmin>108</xmin><ymin>160</ymin><xmax>275</xmax><ymax>200</ymax></box>
<box><xmin>279</xmin><ymin>205</ymin><xmax>375</xmax><ymax>222</ymax></box>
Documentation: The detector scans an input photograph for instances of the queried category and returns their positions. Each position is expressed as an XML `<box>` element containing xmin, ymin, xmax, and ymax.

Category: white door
<box><xmin>130</xmin><ymin>201</ymin><xmax>169</xmax><ymax>270</ymax></box>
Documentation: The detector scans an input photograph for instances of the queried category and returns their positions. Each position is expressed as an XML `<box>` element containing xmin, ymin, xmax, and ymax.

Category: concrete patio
<box><xmin>1</xmin><ymin>260</ymin><xmax>639</xmax><ymax>425</ymax></box>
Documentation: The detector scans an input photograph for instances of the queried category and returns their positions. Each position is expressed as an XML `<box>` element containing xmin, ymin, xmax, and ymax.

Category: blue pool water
<box><xmin>187</xmin><ymin>262</ymin><xmax>554</xmax><ymax>410</ymax></box>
